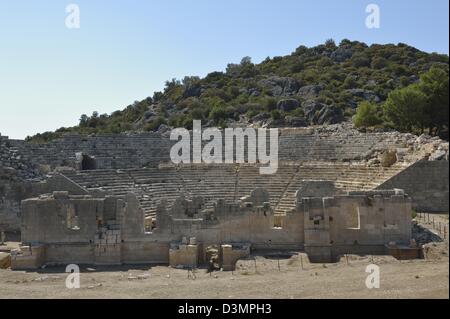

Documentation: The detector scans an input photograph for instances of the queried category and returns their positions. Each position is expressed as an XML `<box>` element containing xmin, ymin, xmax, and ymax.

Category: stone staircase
<box><xmin>273</xmin><ymin>162</ymin><xmax>409</xmax><ymax>215</ymax></box>
<box><xmin>236</xmin><ymin>164</ymin><xmax>298</xmax><ymax>209</ymax></box>
<box><xmin>127</xmin><ymin>167</ymin><xmax>184</xmax><ymax>218</ymax></box>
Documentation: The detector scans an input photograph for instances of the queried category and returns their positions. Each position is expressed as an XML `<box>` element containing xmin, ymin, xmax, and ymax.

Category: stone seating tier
<box><xmin>60</xmin><ymin>163</ymin><xmax>407</xmax><ymax>220</ymax></box>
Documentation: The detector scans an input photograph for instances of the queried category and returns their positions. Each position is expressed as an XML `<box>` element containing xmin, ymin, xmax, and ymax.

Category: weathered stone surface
<box><xmin>258</xmin><ymin>76</ymin><xmax>300</xmax><ymax>96</ymax></box>
<box><xmin>346</xmin><ymin>89</ymin><xmax>381</xmax><ymax>103</ymax></box>
<box><xmin>430</xmin><ymin>150</ymin><xmax>447</xmax><ymax>161</ymax></box>
<box><xmin>0</xmin><ymin>252</ymin><xmax>11</xmax><ymax>269</ymax></box>
<box><xmin>277</xmin><ymin>98</ymin><xmax>300</xmax><ymax>112</ymax></box>
<box><xmin>303</xmin><ymin>101</ymin><xmax>344</xmax><ymax>125</ymax></box>
<box><xmin>284</xmin><ymin>116</ymin><xmax>307</xmax><ymax>127</ymax></box>
<box><xmin>241</xmin><ymin>188</ymin><xmax>270</xmax><ymax>207</ymax></box>
<box><xmin>297</xmin><ymin>84</ymin><xmax>324</xmax><ymax>98</ymax></box>
<box><xmin>330</xmin><ymin>47</ymin><xmax>353</xmax><ymax>62</ymax></box>
<box><xmin>182</xmin><ymin>83</ymin><xmax>202</xmax><ymax>98</ymax></box>
<box><xmin>14</xmin><ymin>188</ymin><xmax>413</xmax><ymax>269</ymax></box>
<box><xmin>143</xmin><ymin>110</ymin><xmax>156</xmax><ymax>120</ymax></box>
<box><xmin>380</xmin><ymin>150</ymin><xmax>397</xmax><ymax>167</ymax></box>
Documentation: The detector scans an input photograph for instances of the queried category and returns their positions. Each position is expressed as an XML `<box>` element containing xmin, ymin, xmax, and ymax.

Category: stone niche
<box><xmin>76</xmin><ymin>152</ymin><xmax>97</xmax><ymax>171</ymax></box>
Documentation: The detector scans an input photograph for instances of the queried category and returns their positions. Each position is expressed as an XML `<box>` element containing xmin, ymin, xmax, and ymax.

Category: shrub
<box><xmin>144</xmin><ymin>117</ymin><xmax>166</xmax><ymax>132</ymax></box>
<box><xmin>353</xmin><ymin>102</ymin><xmax>383</xmax><ymax>128</ymax></box>
<box><xmin>264</xmin><ymin>97</ymin><xmax>278</xmax><ymax>111</ymax></box>
<box><xmin>271</xmin><ymin>109</ymin><xmax>282</xmax><ymax>120</ymax></box>
<box><xmin>371</xmin><ymin>57</ymin><xmax>388</xmax><ymax>69</ymax></box>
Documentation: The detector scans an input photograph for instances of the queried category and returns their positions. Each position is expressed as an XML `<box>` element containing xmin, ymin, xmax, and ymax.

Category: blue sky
<box><xmin>0</xmin><ymin>0</ymin><xmax>448</xmax><ymax>139</ymax></box>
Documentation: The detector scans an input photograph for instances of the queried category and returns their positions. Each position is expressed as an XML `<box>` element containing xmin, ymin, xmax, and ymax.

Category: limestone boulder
<box><xmin>430</xmin><ymin>150</ymin><xmax>447</xmax><ymax>161</ymax></box>
<box><xmin>297</xmin><ymin>84</ymin><xmax>324</xmax><ymax>98</ymax></box>
<box><xmin>303</xmin><ymin>100</ymin><xmax>344</xmax><ymax>125</ymax></box>
<box><xmin>258</xmin><ymin>76</ymin><xmax>300</xmax><ymax>96</ymax></box>
<box><xmin>330</xmin><ymin>47</ymin><xmax>353</xmax><ymax>62</ymax></box>
<box><xmin>143</xmin><ymin>110</ymin><xmax>156</xmax><ymax>120</ymax></box>
<box><xmin>182</xmin><ymin>83</ymin><xmax>202</xmax><ymax>98</ymax></box>
<box><xmin>345</xmin><ymin>89</ymin><xmax>381</xmax><ymax>103</ymax></box>
<box><xmin>277</xmin><ymin>98</ymin><xmax>300</xmax><ymax>112</ymax></box>
<box><xmin>380</xmin><ymin>150</ymin><xmax>397</xmax><ymax>167</ymax></box>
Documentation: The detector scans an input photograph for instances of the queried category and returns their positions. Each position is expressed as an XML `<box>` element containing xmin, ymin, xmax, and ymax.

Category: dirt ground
<box><xmin>0</xmin><ymin>217</ymin><xmax>448</xmax><ymax>299</ymax></box>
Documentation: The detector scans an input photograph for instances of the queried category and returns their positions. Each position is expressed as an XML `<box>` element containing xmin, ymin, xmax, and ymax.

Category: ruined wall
<box><xmin>0</xmin><ymin>167</ymin><xmax>34</xmax><ymax>231</ymax></box>
<box><xmin>13</xmin><ymin>190</ymin><xmax>303</xmax><ymax>268</ymax></box>
<box><xmin>21</xmin><ymin>193</ymin><xmax>103</xmax><ymax>244</ymax></box>
<box><xmin>121</xmin><ymin>242</ymin><xmax>170</xmax><ymax>264</ymax></box>
<box><xmin>1</xmin><ymin>136</ymin><xmax>37</xmax><ymax>231</ymax></box>
<box><xmin>0</xmin><ymin>135</ymin><xmax>41</xmax><ymax>179</ymax></box>
<box><xmin>13</xmin><ymin>187</ymin><xmax>413</xmax><ymax>269</ymax></box>
<box><xmin>0</xmin><ymin>172</ymin><xmax>89</xmax><ymax>232</ymax></box>
<box><xmin>169</xmin><ymin>243</ymin><xmax>198</xmax><ymax>268</ymax></box>
<box><xmin>376</xmin><ymin>160</ymin><xmax>449</xmax><ymax>212</ymax></box>
<box><xmin>329</xmin><ymin>190</ymin><xmax>411</xmax><ymax>246</ymax></box>
<box><xmin>221</xmin><ymin>244</ymin><xmax>251</xmax><ymax>271</ymax></box>
<box><xmin>299</xmin><ymin>189</ymin><xmax>412</xmax><ymax>262</ymax></box>
<box><xmin>153</xmin><ymin>190</ymin><xmax>305</xmax><ymax>250</ymax></box>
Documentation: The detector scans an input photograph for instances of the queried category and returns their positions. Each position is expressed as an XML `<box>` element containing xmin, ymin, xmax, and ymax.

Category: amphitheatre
<box><xmin>0</xmin><ymin>121</ymin><xmax>448</xmax><ymax>281</ymax></box>
<box><xmin>1</xmin><ymin>0</ymin><xmax>449</xmax><ymax>299</ymax></box>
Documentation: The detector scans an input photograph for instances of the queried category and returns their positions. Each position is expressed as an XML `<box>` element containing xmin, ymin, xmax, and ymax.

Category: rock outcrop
<box><xmin>258</xmin><ymin>76</ymin><xmax>300</xmax><ymax>96</ymax></box>
<box><xmin>303</xmin><ymin>101</ymin><xmax>344</xmax><ymax>125</ymax></box>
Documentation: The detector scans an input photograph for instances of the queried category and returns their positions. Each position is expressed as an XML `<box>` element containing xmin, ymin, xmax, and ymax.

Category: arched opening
<box><xmin>81</xmin><ymin>154</ymin><xmax>97</xmax><ymax>170</ymax></box>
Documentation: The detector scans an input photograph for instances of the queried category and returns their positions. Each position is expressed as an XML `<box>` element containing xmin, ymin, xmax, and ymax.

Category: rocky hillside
<box><xmin>28</xmin><ymin>39</ymin><xmax>449</xmax><ymax>143</ymax></box>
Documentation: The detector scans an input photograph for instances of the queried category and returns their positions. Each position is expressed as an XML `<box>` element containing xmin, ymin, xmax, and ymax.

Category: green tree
<box><xmin>325</xmin><ymin>39</ymin><xmax>336</xmax><ymax>49</ymax></box>
<box><xmin>353</xmin><ymin>102</ymin><xmax>383</xmax><ymax>127</ymax></box>
<box><xmin>383</xmin><ymin>85</ymin><xmax>428</xmax><ymax>133</ymax></box>
<box><xmin>418</xmin><ymin>66</ymin><xmax>449</xmax><ymax>135</ymax></box>
<box><xmin>79</xmin><ymin>114</ymin><xmax>88</xmax><ymax>127</ymax></box>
